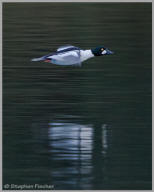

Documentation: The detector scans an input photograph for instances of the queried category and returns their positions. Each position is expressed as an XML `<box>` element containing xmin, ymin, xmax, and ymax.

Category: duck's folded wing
<box><xmin>31</xmin><ymin>46</ymin><xmax>80</xmax><ymax>62</ymax></box>
<box><xmin>57</xmin><ymin>45</ymin><xmax>80</xmax><ymax>52</ymax></box>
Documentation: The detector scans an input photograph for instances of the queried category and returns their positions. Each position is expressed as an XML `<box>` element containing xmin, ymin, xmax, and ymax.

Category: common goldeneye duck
<box><xmin>31</xmin><ymin>45</ymin><xmax>114</xmax><ymax>66</ymax></box>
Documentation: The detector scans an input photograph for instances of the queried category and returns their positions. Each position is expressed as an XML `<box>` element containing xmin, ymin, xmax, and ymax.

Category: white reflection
<box><xmin>48</xmin><ymin>121</ymin><xmax>93</xmax><ymax>161</ymax></box>
<box><xmin>47</xmin><ymin>119</ymin><xmax>111</xmax><ymax>189</ymax></box>
<box><xmin>102</xmin><ymin>124</ymin><xmax>111</xmax><ymax>155</ymax></box>
<box><xmin>48</xmin><ymin>120</ymin><xmax>94</xmax><ymax>188</ymax></box>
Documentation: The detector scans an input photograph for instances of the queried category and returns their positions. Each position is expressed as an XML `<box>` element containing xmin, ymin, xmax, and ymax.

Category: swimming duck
<box><xmin>31</xmin><ymin>45</ymin><xmax>114</xmax><ymax>66</ymax></box>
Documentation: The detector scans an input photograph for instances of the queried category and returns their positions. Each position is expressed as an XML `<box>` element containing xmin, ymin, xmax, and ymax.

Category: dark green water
<box><xmin>3</xmin><ymin>3</ymin><xmax>152</xmax><ymax>190</ymax></box>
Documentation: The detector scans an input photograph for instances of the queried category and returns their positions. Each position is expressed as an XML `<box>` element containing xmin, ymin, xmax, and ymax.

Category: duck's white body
<box><xmin>80</xmin><ymin>50</ymin><xmax>94</xmax><ymax>62</ymax></box>
<box><xmin>49</xmin><ymin>49</ymin><xmax>94</xmax><ymax>65</ymax></box>
<box><xmin>31</xmin><ymin>45</ymin><xmax>113</xmax><ymax>66</ymax></box>
<box><xmin>32</xmin><ymin>46</ymin><xmax>94</xmax><ymax>66</ymax></box>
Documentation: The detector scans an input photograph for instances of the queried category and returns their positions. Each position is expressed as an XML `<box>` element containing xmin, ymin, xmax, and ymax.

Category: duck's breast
<box><xmin>80</xmin><ymin>50</ymin><xmax>94</xmax><ymax>62</ymax></box>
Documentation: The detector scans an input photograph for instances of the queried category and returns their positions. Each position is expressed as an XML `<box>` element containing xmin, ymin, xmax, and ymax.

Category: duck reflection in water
<box><xmin>47</xmin><ymin>118</ymin><xmax>112</xmax><ymax>189</ymax></box>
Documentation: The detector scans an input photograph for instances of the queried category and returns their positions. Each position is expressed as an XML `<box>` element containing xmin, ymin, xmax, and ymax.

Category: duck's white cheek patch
<box><xmin>102</xmin><ymin>50</ymin><xmax>107</xmax><ymax>55</ymax></box>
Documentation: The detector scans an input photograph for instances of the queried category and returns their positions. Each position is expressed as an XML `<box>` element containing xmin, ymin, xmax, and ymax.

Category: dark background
<box><xmin>3</xmin><ymin>3</ymin><xmax>152</xmax><ymax>190</ymax></box>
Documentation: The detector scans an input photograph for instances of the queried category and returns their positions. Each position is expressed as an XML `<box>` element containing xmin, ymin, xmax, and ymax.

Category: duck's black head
<box><xmin>91</xmin><ymin>46</ymin><xmax>114</xmax><ymax>56</ymax></box>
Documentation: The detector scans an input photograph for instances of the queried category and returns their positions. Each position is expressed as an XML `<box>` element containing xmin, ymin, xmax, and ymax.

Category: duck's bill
<box><xmin>105</xmin><ymin>49</ymin><xmax>114</xmax><ymax>55</ymax></box>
